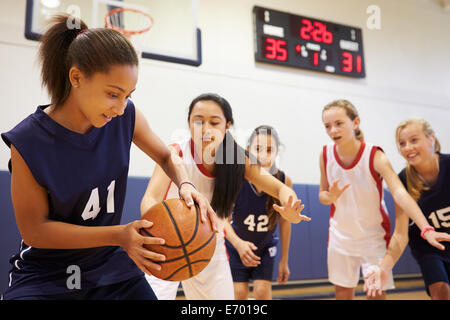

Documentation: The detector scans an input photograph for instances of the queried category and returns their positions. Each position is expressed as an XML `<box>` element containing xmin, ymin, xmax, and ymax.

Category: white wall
<box><xmin>1</xmin><ymin>0</ymin><xmax>449</xmax><ymax>184</ymax></box>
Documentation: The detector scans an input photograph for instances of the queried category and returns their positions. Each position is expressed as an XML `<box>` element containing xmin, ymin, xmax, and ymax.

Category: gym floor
<box><xmin>175</xmin><ymin>275</ymin><xmax>429</xmax><ymax>300</ymax></box>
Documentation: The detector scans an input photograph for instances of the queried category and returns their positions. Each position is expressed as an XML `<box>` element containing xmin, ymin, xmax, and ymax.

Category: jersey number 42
<box><xmin>244</xmin><ymin>214</ymin><xmax>269</xmax><ymax>232</ymax></box>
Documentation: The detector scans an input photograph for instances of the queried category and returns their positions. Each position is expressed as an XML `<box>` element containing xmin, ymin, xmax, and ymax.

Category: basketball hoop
<box><xmin>105</xmin><ymin>7</ymin><xmax>154</xmax><ymax>38</ymax></box>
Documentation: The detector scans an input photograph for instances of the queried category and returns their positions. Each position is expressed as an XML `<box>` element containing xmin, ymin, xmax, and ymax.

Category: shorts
<box><xmin>4</xmin><ymin>275</ymin><xmax>157</xmax><ymax>300</ymax></box>
<box><xmin>327</xmin><ymin>246</ymin><xmax>395</xmax><ymax>290</ymax></box>
<box><xmin>411</xmin><ymin>250</ymin><xmax>450</xmax><ymax>294</ymax></box>
<box><xmin>227</xmin><ymin>243</ymin><xmax>277</xmax><ymax>282</ymax></box>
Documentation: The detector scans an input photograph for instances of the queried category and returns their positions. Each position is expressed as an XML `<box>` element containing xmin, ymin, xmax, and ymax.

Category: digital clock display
<box><xmin>253</xmin><ymin>6</ymin><xmax>366</xmax><ymax>78</ymax></box>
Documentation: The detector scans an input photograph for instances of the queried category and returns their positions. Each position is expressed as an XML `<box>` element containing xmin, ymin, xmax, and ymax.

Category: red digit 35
<box><xmin>264</xmin><ymin>38</ymin><xmax>287</xmax><ymax>61</ymax></box>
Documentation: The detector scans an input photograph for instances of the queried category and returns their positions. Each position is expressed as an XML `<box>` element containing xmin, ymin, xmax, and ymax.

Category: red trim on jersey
<box><xmin>163</xmin><ymin>182</ymin><xmax>172</xmax><ymax>200</ymax></box>
<box><xmin>369</xmin><ymin>146</ymin><xmax>391</xmax><ymax>247</ymax></box>
<box><xmin>190</xmin><ymin>139</ymin><xmax>215</xmax><ymax>178</ymax></box>
<box><xmin>323</xmin><ymin>145</ymin><xmax>328</xmax><ymax>181</ymax></box>
<box><xmin>327</xmin><ymin>204</ymin><xmax>336</xmax><ymax>248</ymax></box>
<box><xmin>333</xmin><ymin>141</ymin><xmax>366</xmax><ymax>170</ymax></box>
<box><xmin>222</xmin><ymin>230</ymin><xmax>230</xmax><ymax>261</ymax></box>
<box><xmin>169</xmin><ymin>143</ymin><xmax>183</xmax><ymax>158</ymax></box>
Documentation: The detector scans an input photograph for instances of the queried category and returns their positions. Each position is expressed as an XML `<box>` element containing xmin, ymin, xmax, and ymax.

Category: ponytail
<box><xmin>39</xmin><ymin>15</ymin><xmax>138</xmax><ymax>108</ymax></box>
<box><xmin>211</xmin><ymin>131</ymin><xmax>248</xmax><ymax>219</ymax></box>
<box><xmin>39</xmin><ymin>15</ymin><xmax>87</xmax><ymax>108</ymax></box>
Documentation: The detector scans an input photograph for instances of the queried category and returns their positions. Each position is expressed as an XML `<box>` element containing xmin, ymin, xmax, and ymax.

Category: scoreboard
<box><xmin>253</xmin><ymin>6</ymin><xmax>366</xmax><ymax>78</ymax></box>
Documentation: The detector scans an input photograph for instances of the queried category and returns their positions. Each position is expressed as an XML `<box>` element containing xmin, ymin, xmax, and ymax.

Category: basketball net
<box><xmin>104</xmin><ymin>8</ymin><xmax>153</xmax><ymax>56</ymax></box>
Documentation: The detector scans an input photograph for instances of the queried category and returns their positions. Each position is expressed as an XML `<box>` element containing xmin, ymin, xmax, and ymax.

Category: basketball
<box><xmin>140</xmin><ymin>198</ymin><xmax>216</xmax><ymax>281</ymax></box>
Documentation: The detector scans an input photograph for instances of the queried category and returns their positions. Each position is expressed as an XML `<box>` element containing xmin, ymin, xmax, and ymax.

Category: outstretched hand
<box><xmin>273</xmin><ymin>195</ymin><xmax>311</xmax><ymax>224</ymax></box>
<box><xmin>328</xmin><ymin>179</ymin><xmax>350</xmax><ymax>203</ymax></box>
<box><xmin>423</xmin><ymin>230</ymin><xmax>450</xmax><ymax>251</ymax></box>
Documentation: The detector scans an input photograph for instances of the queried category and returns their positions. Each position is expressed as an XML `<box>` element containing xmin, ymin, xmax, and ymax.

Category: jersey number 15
<box><xmin>428</xmin><ymin>206</ymin><xmax>450</xmax><ymax>229</ymax></box>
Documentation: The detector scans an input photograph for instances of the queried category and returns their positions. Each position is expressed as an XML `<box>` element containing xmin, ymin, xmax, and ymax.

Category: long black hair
<box><xmin>247</xmin><ymin>125</ymin><xmax>284</xmax><ymax>230</ymax></box>
<box><xmin>188</xmin><ymin>93</ymin><xmax>254</xmax><ymax>219</ymax></box>
<box><xmin>39</xmin><ymin>14</ymin><xmax>138</xmax><ymax>109</ymax></box>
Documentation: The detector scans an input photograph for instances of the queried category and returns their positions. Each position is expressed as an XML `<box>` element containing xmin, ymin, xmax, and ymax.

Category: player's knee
<box><xmin>253</xmin><ymin>283</ymin><xmax>271</xmax><ymax>300</ymax></box>
<box><xmin>233</xmin><ymin>284</ymin><xmax>249</xmax><ymax>300</ymax></box>
<box><xmin>429</xmin><ymin>282</ymin><xmax>450</xmax><ymax>300</ymax></box>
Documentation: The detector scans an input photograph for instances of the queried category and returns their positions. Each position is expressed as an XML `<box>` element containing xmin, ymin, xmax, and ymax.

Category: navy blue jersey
<box><xmin>227</xmin><ymin>171</ymin><xmax>285</xmax><ymax>258</ymax></box>
<box><xmin>398</xmin><ymin>153</ymin><xmax>450</xmax><ymax>257</ymax></box>
<box><xmin>1</xmin><ymin>101</ymin><xmax>142</xmax><ymax>299</ymax></box>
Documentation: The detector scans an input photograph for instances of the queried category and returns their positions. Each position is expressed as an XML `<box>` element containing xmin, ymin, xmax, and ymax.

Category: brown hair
<box><xmin>247</xmin><ymin>125</ymin><xmax>283</xmax><ymax>230</ymax></box>
<box><xmin>395</xmin><ymin>118</ymin><xmax>441</xmax><ymax>201</ymax></box>
<box><xmin>322</xmin><ymin>99</ymin><xmax>364</xmax><ymax>141</ymax></box>
<box><xmin>39</xmin><ymin>15</ymin><xmax>139</xmax><ymax>108</ymax></box>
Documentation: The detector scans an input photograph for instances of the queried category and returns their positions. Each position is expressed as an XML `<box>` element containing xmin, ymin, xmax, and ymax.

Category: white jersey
<box><xmin>146</xmin><ymin>138</ymin><xmax>234</xmax><ymax>300</ymax></box>
<box><xmin>323</xmin><ymin>142</ymin><xmax>391</xmax><ymax>256</ymax></box>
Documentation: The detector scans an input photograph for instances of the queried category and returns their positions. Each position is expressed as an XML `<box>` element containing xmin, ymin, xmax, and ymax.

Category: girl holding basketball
<box><xmin>0</xmin><ymin>15</ymin><xmax>215</xmax><ymax>300</ymax></box>
<box><xmin>365</xmin><ymin>118</ymin><xmax>450</xmax><ymax>300</ymax></box>
<box><xmin>141</xmin><ymin>93</ymin><xmax>310</xmax><ymax>300</ymax></box>
<box><xmin>319</xmin><ymin>99</ymin><xmax>447</xmax><ymax>300</ymax></box>
<box><xmin>224</xmin><ymin>125</ymin><xmax>293</xmax><ymax>300</ymax></box>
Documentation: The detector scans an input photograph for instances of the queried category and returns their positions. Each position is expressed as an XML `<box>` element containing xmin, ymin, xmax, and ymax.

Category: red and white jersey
<box><xmin>323</xmin><ymin>142</ymin><xmax>391</xmax><ymax>256</ymax></box>
<box><xmin>164</xmin><ymin>138</ymin><xmax>226</xmax><ymax>234</ymax></box>
<box><xmin>164</xmin><ymin>138</ymin><xmax>214</xmax><ymax>202</ymax></box>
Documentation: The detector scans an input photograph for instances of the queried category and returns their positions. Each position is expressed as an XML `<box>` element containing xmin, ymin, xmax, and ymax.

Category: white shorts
<box><xmin>145</xmin><ymin>233</ymin><xmax>234</xmax><ymax>300</ymax></box>
<box><xmin>327</xmin><ymin>246</ymin><xmax>395</xmax><ymax>290</ymax></box>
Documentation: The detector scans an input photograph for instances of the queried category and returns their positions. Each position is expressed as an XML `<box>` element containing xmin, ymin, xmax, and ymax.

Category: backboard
<box><xmin>25</xmin><ymin>0</ymin><xmax>202</xmax><ymax>66</ymax></box>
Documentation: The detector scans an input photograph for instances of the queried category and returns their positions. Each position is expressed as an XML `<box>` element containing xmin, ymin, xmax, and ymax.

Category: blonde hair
<box><xmin>322</xmin><ymin>99</ymin><xmax>364</xmax><ymax>141</ymax></box>
<box><xmin>395</xmin><ymin>118</ymin><xmax>441</xmax><ymax>201</ymax></box>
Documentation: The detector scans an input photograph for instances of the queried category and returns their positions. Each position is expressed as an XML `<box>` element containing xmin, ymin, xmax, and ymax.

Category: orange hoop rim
<box><xmin>105</xmin><ymin>7</ymin><xmax>154</xmax><ymax>37</ymax></box>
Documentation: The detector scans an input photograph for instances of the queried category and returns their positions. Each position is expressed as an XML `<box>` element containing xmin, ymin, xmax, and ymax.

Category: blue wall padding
<box><xmin>0</xmin><ymin>173</ymin><xmax>420</xmax><ymax>295</ymax></box>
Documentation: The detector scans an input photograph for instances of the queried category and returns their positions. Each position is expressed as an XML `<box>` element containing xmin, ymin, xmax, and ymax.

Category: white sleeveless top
<box><xmin>323</xmin><ymin>142</ymin><xmax>391</xmax><ymax>256</ymax></box>
<box><xmin>164</xmin><ymin>138</ymin><xmax>226</xmax><ymax>235</ymax></box>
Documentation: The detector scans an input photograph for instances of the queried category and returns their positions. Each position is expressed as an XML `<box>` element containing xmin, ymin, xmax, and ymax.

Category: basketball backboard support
<box><xmin>25</xmin><ymin>0</ymin><xmax>202</xmax><ymax>66</ymax></box>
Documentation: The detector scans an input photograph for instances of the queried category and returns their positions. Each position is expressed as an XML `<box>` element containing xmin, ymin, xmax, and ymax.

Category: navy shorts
<box><xmin>412</xmin><ymin>250</ymin><xmax>450</xmax><ymax>294</ymax></box>
<box><xmin>227</xmin><ymin>243</ymin><xmax>277</xmax><ymax>282</ymax></box>
<box><xmin>6</xmin><ymin>275</ymin><xmax>157</xmax><ymax>300</ymax></box>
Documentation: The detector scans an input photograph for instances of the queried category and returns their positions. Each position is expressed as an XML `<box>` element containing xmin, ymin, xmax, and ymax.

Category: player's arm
<box><xmin>318</xmin><ymin>150</ymin><xmax>332</xmax><ymax>205</ymax></box>
<box><xmin>133</xmin><ymin>107</ymin><xmax>217</xmax><ymax>230</ymax></box>
<box><xmin>132</xmin><ymin>107</ymin><xmax>188</xmax><ymax>195</ymax></box>
<box><xmin>140</xmin><ymin>145</ymin><xmax>176</xmax><ymax>215</ymax></box>
<box><xmin>278</xmin><ymin>175</ymin><xmax>292</xmax><ymax>284</ymax></box>
<box><xmin>380</xmin><ymin>203</ymin><xmax>410</xmax><ymax>272</ymax></box>
<box><xmin>374</xmin><ymin>149</ymin><xmax>450</xmax><ymax>250</ymax></box>
<box><xmin>365</xmin><ymin>203</ymin><xmax>410</xmax><ymax>297</ymax></box>
<box><xmin>9</xmin><ymin>145</ymin><xmax>164</xmax><ymax>274</ymax></box>
<box><xmin>244</xmin><ymin>159</ymin><xmax>310</xmax><ymax>224</ymax></box>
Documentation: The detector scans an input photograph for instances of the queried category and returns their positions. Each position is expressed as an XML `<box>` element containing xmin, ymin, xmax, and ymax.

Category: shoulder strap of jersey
<box><xmin>169</xmin><ymin>142</ymin><xmax>183</xmax><ymax>158</ymax></box>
